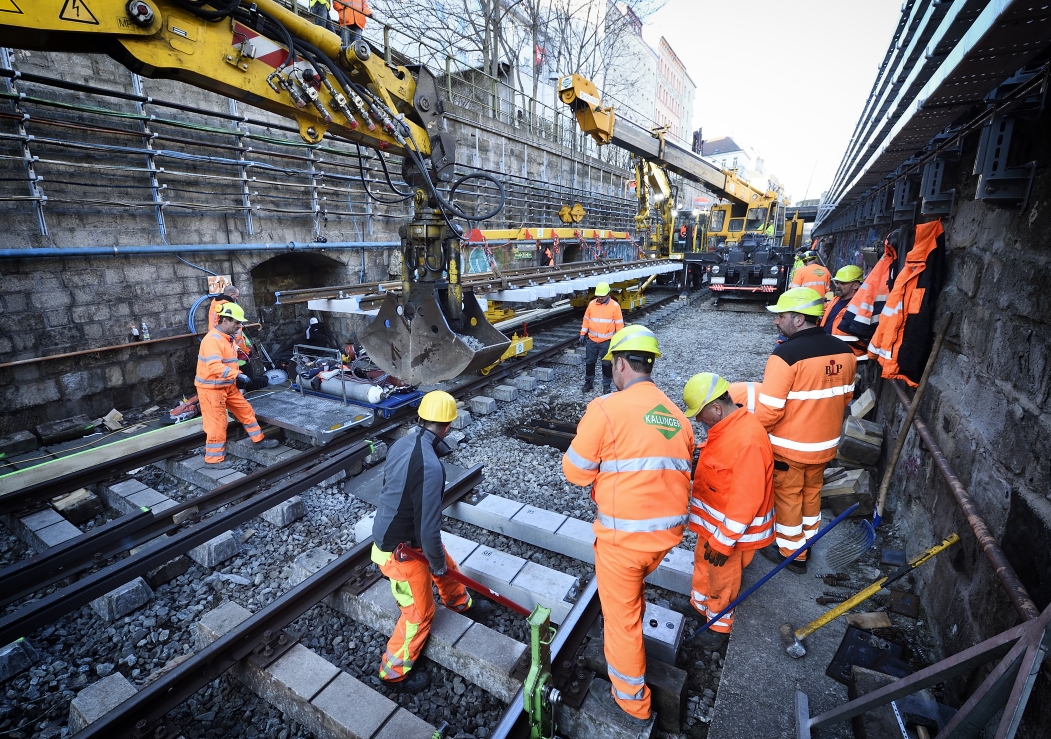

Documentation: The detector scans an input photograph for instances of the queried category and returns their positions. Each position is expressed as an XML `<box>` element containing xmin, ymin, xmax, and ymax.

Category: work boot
<box><xmin>760</xmin><ymin>544</ymin><xmax>807</xmax><ymax>574</ymax></box>
<box><xmin>582</xmin><ymin>378</ymin><xmax>594</xmax><ymax>393</ymax></box>
<box><xmin>694</xmin><ymin>628</ymin><xmax>730</xmax><ymax>650</ymax></box>
<box><xmin>462</xmin><ymin>598</ymin><xmax>494</xmax><ymax>622</ymax></box>
<box><xmin>257</xmin><ymin>438</ymin><xmax>280</xmax><ymax>449</ymax></box>
<box><xmin>382</xmin><ymin>669</ymin><xmax>431</xmax><ymax>694</ymax></box>
<box><xmin>591</xmin><ymin>682</ymin><xmax>655</xmax><ymax>730</ymax></box>
<box><xmin>204</xmin><ymin>459</ymin><xmax>234</xmax><ymax>470</ymax></box>
<box><xmin>602</xmin><ymin>382</ymin><xmax>612</xmax><ymax>394</ymax></box>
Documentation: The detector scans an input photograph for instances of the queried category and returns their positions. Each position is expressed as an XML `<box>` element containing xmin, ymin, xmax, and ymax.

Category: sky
<box><xmin>641</xmin><ymin>0</ymin><xmax>903</xmax><ymax>202</ymax></box>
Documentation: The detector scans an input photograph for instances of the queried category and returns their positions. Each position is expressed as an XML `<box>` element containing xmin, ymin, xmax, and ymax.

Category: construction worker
<box><xmin>195</xmin><ymin>303</ymin><xmax>279</xmax><ymax>469</ymax></box>
<box><xmin>371</xmin><ymin>391</ymin><xmax>489</xmax><ymax>693</ymax></box>
<box><xmin>791</xmin><ymin>251</ymin><xmax>831</xmax><ymax>299</ymax></box>
<box><xmin>755</xmin><ymin>288</ymin><xmax>856</xmax><ymax>573</ymax></box>
<box><xmin>309</xmin><ymin>0</ymin><xmax>332</xmax><ymax>27</ymax></box>
<box><xmin>578</xmin><ymin>282</ymin><xmax>624</xmax><ymax>394</ymax></box>
<box><xmin>563</xmin><ymin>325</ymin><xmax>694</xmax><ymax>725</ymax></box>
<box><xmin>334</xmin><ymin>0</ymin><xmax>370</xmax><ymax>43</ymax></box>
<box><xmin>208</xmin><ymin>285</ymin><xmax>251</xmax><ymax>367</ymax></box>
<box><xmin>822</xmin><ymin>265</ymin><xmax>868</xmax><ymax>362</ymax></box>
<box><xmin>682</xmin><ymin>373</ymin><xmax>774</xmax><ymax>648</ymax></box>
<box><xmin>542</xmin><ymin>244</ymin><xmax>554</xmax><ymax>267</ymax></box>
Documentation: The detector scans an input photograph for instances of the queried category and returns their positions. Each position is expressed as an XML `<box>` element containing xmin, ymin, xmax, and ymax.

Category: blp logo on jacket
<box><xmin>644</xmin><ymin>405</ymin><xmax>682</xmax><ymax>439</ymax></box>
<box><xmin>825</xmin><ymin>359</ymin><xmax>843</xmax><ymax>376</ymax></box>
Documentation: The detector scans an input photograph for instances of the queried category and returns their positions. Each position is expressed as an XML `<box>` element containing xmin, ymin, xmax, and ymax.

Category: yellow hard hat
<box><xmin>683</xmin><ymin>372</ymin><xmax>730</xmax><ymax>417</ymax></box>
<box><xmin>418</xmin><ymin>391</ymin><xmax>457</xmax><ymax>423</ymax></box>
<box><xmin>594</xmin><ymin>282</ymin><xmax>611</xmax><ymax>297</ymax></box>
<box><xmin>801</xmin><ymin>250</ymin><xmax>819</xmax><ymax>263</ymax></box>
<box><xmin>603</xmin><ymin>324</ymin><xmax>661</xmax><ymax>362</ymax></box>
<box><xmin>766</xmin><ymin>287</ymin><xmax>825</xmax><ymax>316</ymax></box>
<box><xmin>833</xmin><ymin>265</ymin><xmax>863</xmax><ymax>283</ymax></box>
<box><xmin>217</xmin><ymin>302</ymin><xmax>247</xmax><ymax>323</ymax></box>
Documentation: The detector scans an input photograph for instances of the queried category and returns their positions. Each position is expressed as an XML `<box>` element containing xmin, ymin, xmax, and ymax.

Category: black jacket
<box><xmin>372</xmin><ymin>426</ymin><xmax>447</xmax><ymax>571</ymax></box>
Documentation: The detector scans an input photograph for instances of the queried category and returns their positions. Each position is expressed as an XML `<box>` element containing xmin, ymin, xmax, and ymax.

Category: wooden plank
<box><xmin>0</xmin><ymin>419</ymin><xmax>204</xmax><ymax>497</ymax></box>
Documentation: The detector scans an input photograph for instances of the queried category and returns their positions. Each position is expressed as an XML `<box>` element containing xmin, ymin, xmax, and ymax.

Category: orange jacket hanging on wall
<box><xmin>868</xmin><ymin>220</ymin><xmax>945</xmax><ymax>385</ymax></box>
<box><xmin>838</xmin><ymin>239</ymin><xmax>898</xmax><ymax>343</ymax></box>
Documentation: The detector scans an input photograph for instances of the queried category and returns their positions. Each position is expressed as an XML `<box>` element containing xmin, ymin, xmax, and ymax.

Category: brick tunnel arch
<box><xmin>250</xmin><ymin>252</ymin><xmax>350</xmax><ymax>350</ymax></box>
<box><xmin>562</xmin><ymin>242</ymin><xmax>582</xmax><ymax>263</ymax></box>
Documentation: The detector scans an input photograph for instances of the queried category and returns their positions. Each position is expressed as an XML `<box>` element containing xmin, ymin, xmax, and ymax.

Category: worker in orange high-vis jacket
<box><xmin>755</xmin><ymin>288</ymin><xmax>856</xmax><ymax>574</ymax></box>
<box><xmin>791</xmin><ymin>251</ymin><xmax>832</xmax><ymax>299</ymax></box>
<box><xmin>728</xmin><ymin>381</ymin><xmax>760</xmax><ymax>413</ymax></box>
<box><xmin>682</xmin><ymin>373</ymin><xmax>774</xmax><ymax>648</ymax></box>
<box><xmin>563</xmin><ymin>325</ymin><xmax>693</xmax><ymax>726</ymax></box>
<box><xmin>578</xmin><ymin>282</ymin><xmax>624</xmax><ymax>394</ymax></box>
<box><xmin>822</xmin><ymin>265</ymin><xmax>868</xmax><ymax>363</ymax></box>
<box><xmin>195</xmin><ymin>303</ymin><xmax>279</xmax><ymax>469</ymax></box>
<box><xmin>370</xmin><ymin>391</ymin><xmax>490</xmax><ymax>694</ymax></box>
<box><xmin>334</xmin><ymin>0</ymin><xmax>370</xmax><ymax>43</ymax></box>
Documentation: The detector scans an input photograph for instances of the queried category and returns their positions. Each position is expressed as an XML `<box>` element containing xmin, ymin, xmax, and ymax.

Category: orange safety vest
<box><xmin>580</xmin><ymin>298</ymin><xmax>624</xmax><ymax>343</ymax></box>
<box><xmin>195</xmin><ymin>328</ymin><xmax>240</xmax><ymax>390</ymax></box>
<box><xmin>563</xmin><ymin>378</ymin><xmax>694</xmax><ymax>552</ymax></box>
<box><xmin>791</xmin><ymin>263</ymin><xmax>831</xmax><ymax>296</ymax></box>
<box><xmin>838</xmin><ymin>244</ymin><xmax>897</xmax><ymax>341</ymax></box>
<box><xmin>822</xmin><ymin>296</ymin><xmax>868</xmax><ymax>361</ymax></box>
<box><xmin>689</xmin><ymin>408</ymin><xmax>774</xmax><ymax>555</ymax></box>
<box><xmin>335</xmin><ymin>0</ymin><xmax>370</xmax><ymax>28</ymax></box>
<box><xmin>868</xmin><ymin>220</ymin><xmax>945</xmax><ymax>385</ymax></box>
<box><xmin>728</xmin><ymin>381</ymin><xmax>759</xmax><ymax>413</ymax></box>
<box><xmin>755</xmin><ymin>327</ymin><xmax>857</xmax><ymax>465</ymax></box>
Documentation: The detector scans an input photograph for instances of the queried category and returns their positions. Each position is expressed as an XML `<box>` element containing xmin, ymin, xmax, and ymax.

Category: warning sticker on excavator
<box><xmin>0</xmin><ymin>1</ymin><xmax>23</xmax><ymax>15</ymax></box>
<box><xmin>59</xmin><ymin>0</ymin><xmax>99</xmax><ymax>24</ymax></box>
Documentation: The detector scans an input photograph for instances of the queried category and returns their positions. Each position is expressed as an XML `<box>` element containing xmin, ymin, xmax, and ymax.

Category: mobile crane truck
<box><xmin>558</xmin><ymin>73</ymin><xmax>806</xmax><ymax>301</ymax></box>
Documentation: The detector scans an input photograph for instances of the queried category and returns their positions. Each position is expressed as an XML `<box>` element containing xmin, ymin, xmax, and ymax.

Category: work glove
<box><xmin>703</xmin><ymin>541</ymin><xmax>729</xmax><ymax>567</ymax></box>
<box><xmin>431</xmin><ymin>566</ymin><xmax>447</xmax><ymax>578</ymax></box>
<box><xmin>578</xmin><ymin>335</ymin><xmax>587</xmax><ymax>347</ymax></box>
<box><xmin>236</xmin><ymin>373</ymin><xmax>250</xmax><ymax>388</ymax></box>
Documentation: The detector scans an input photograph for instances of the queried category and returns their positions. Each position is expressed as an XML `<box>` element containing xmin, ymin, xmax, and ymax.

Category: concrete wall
<box><xmin>824</xmin><ymin>110</ymin><xmax>1051</xmax><ymax>735</ymax></box>
<box><xmin>0</xmin><ymin>49</ymin><xmax>634</xmax><ymax>435</ymax></box>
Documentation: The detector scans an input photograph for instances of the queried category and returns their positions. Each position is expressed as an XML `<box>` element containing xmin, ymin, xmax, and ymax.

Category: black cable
<box><xmin>353</xmin><ymin>144</ymin><xmax>415</xmax><ymax>203</ymax></box>
<box><xmin>171</xmin><ymin>0</ymin><xmax>240</xmax><ymax>21</ymax></box>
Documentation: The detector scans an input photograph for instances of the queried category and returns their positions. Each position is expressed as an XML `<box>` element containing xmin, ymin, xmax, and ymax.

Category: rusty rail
<box><xmin>892</xmin><ymin>380</ymin><xmax>1040</xmax><ymax>621</ymax></box>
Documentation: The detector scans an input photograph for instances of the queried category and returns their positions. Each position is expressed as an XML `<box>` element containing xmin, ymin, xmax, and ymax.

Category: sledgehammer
<box><xmin>779</xmin><ymin>533</ymin><xmax>960</xmax><ymax>658</ymax></box>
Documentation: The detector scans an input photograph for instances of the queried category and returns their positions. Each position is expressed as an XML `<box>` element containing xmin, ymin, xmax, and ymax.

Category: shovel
<box><xmin>361</xmin><ymin>290</ymin><xmax>509</xmax><ymax>385</ymax></box>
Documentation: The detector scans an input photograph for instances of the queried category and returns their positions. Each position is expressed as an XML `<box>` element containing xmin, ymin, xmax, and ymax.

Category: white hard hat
<box><xmin>309</xmin><ymin>317</ymin><xmax>319</xmax><ymax>325</ymax></box>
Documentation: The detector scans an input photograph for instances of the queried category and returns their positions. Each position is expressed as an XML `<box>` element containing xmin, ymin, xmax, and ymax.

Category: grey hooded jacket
<box><xmin>371</xmin><ymin>426</ymin><xmax>447</xmax><ymax>572</ymax></box>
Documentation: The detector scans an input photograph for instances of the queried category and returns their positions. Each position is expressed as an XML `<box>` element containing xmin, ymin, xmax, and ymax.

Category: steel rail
<box><xmin>0</xmin><ymin>290</ymin><xmax>683</xmax><ymax>607</ymax></box>
<box><xmin>891</xmin><ymin>381</ymin><xmax>1039</xmax><ymax>621</ymax></box>
<box><xmin>0</xmin><ymin>441</ymin><xmax>372</xmax><ymax>648</ymax></box>
<box><xmin>71</xmin><ymin>465</ymin><xmax>483</xmax><ymax>739</ymax></box>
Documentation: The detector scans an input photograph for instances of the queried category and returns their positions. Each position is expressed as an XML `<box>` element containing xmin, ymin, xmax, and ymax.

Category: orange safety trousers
<box><xmin>773</xmin><ymin>456</ymin><xmax>825</xmax><ymax>560</ymax></box>
<box><xmin>690</xmin><ymin>548</ymin><xmax>754</xmax><ymax>633</ymax></box>
<box><xmin>375</xmin><ymin>547</ymin><xmax>470</xmax><ymax>681</ymax></box>
<box><xmin>199</xmin><ymin>386</ymin><xmax>264</xmax><ymax>463</ymax></box>
<box><xmin>594</xmin><ymin>539</ymin><xmax>665</xmax><ymax>720</ymax></box>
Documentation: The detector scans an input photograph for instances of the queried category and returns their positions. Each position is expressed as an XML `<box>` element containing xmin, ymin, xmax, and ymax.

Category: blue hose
<box><xmin>688</xmin><ymin>502</ymin><xmax>860</xmax><ymax>640</ymax></box>
<box><xmin>188</xmin><ymin>294</ymin><xmax>213</xmax><ymax>335</ymax></box>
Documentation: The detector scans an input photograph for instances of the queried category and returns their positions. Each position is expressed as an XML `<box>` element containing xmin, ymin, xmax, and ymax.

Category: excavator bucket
<box><xmin>359</xmin><ymin>292</ymin><xmax>509</xmax><ymax>386</ymax></box>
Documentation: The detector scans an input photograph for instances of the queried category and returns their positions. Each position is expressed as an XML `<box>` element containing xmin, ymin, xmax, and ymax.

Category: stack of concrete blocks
<box><xmin>102</xmin><ymin>479</ymin><xmax>178</xmax><ymax>517</ymax></box>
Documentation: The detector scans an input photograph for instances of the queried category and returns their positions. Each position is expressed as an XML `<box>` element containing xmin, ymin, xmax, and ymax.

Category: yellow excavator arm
<box><xmin>1</xmin><ymin>0</ymin><xmax>511</xmax><ymax>385</ymax></box>
<box><xmin>0</xmin><ymin>0</ymin><xmax>453</xmax><ymax>164</ymax></box>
